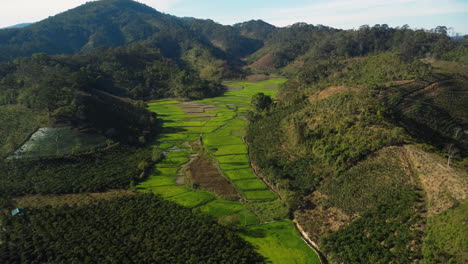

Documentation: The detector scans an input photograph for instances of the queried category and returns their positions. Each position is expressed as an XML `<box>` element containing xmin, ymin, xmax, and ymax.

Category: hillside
<box><xmin>248</xmin><ymin>24</ymin><xmax>467</xmax><ymax>73</ymax></box>
<box><xmin>246</xmin><ymin>54</ymin><xmax>467</xmax><ymax>263</ymax></box>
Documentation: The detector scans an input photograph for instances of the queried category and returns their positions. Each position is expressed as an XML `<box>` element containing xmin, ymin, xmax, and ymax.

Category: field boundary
<box><xmin>243</xmin><ymin>137</ymin><xmax>283</xmax><ymax>200</ymax></box>
<box><xmin>293</xmin><ymin>219</ymin><xmax>326</xmax><ymax>264</ymax></box>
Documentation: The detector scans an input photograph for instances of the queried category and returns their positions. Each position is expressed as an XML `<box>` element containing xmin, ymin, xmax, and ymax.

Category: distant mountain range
<box><xmin>1</xmin><ymin>23</ymin><xmax>33</xmax><ymax>29</ymax></box>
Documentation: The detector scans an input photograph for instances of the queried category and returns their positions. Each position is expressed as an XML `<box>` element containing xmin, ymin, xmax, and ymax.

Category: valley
<box><xmin>0</xmin><ymin>0</ymin><xmax>466</xmax><ymax>263</ymax></box>
<box><xmin>137</xmin><ymin>78</ymin><xmax>321</xmax><ymax>264</ymax></box>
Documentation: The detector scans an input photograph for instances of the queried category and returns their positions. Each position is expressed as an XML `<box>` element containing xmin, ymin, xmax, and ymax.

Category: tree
<box><xmin>251</xmin><ymin>93</ymin><xmax>272</xmax><ymax>112</ymax></box>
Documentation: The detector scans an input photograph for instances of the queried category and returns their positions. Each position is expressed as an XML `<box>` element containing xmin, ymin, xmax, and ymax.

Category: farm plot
<box><xmin>185</xmin><ymin>155</ymin><xmax>239</xmax><ymax>200</ymax></box>
<box><xmin>168</xmin><ymin>191</ymin><xmax>215</xmax><ymax>208</ymax></box>
<box><xmin>239</xmin><ymin>220</ymin><xmax>321</xmax><ymax>264</ymax></box>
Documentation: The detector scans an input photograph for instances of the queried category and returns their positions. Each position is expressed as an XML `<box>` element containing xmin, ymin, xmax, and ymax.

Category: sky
<box><xmin>1</xmin><ymin>0</ymin><xmax>467</xmax><ymax>35</ymax></box>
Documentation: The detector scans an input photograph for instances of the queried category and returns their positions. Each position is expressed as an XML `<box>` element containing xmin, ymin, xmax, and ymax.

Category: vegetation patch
<box><xmin>423</xmin><ymin>201</ymin><xmax>468</xmax><ymax>264</ymax></box>
<box><xmin>199</xmin><ymin>200</ymin><xmax>244</xmax><ymax>218</ymax></box>
<box><xmin>168</xmin><ymin>191</ymin><xmax>215</xmax><ymax>208</ymax></box>
<box><xmin>0</xmin><ymin>106</ymin><xmax>46</xmax><ymax>157</ymax></box>
<box><xmin>243</xmin><ymin>190</ymin><xmax>277</xmax><ymax>201</ymax></box>
<box><xmin>239</xmin><ymin>220</ymin><xmax>321</xmax><ymax>264</ymax></box>
<box><xmin>12</xmin><ymin>190</ymin><xmax>135</xmax><ymax>208</ymax></box>
<box><xmin>149</xmin><ymin>185</ymin><xmax>190</xmax><ymax>198</ymax></box>
<box><xmin>0</xmin><ymin>145</ymin><xmax>152</xmax><ymax>196</ymax></box>
<box><xmin>137</xmin><ymin>176</ymin><xmax>177</xmax><ymax>188</ymax></box>
<box><xmin>233</xmin><ymin>179</ymin><xmax>269</xmax><ymax>191</ymax></box>
<box><xmin>0</xmin><ymin>195</ymin><xmax>263</xmax><ymax>264</ymax></box>
<box><xmin>224</xmin><ymin>168</ymin><xmax>258</xmax><ymax>180</ymax></box>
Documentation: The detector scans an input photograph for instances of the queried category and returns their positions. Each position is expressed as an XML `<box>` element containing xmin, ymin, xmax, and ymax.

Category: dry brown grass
<box><xmin>250</xmin><ymin>54</ymin><xmax>277</xmax><ymax>70</ymax></box>
<box><xmin>404</xmin><ymin>145</ymin><xmax>468</xmax><ymax>216</ymax></box>
<box><xmin>295</xmin><ymin>192</ymin><xmax>353</xmax><ymax>242</ymax></box>
<box><xmin>12</xmin><ymin>190</ymin><xmax>135</xmax><ymax>208</ymax></box>
<box><xmin>308</xmin><ymin>86</ymin><xmax>357</xmax><ymax>104</ymax></box>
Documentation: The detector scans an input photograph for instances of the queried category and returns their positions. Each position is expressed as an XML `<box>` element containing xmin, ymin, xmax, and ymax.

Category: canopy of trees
<box><xmin>0</xmin><ymin>194</ymin><xmax>264</xmax><ymax>264</ymax></box>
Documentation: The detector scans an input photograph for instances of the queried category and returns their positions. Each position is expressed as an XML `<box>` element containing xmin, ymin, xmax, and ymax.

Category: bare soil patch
<box><xmin>295</xmin><ymin>192</ymin><xmax>354</xmax><ymax>242</ymax></box>
<box><xmin>250</xmin><ymin>54</ymin><xmax>277</xmax><ymax>71</ymax></box>
<box><xmin>228</xmin><ymin>86</ymin><xmax>244</xmax><ymax>90</ymax></box>
<box><xmin>12</xmin><ymin>190</ymin><xmax>135</xmax><ymax>208</ymax></box>
<box><xmin>188</xmin><ymin>113</ymin><xmax>217</xmax><ymax>117</ymax></box>
<box><xmin>176</xmin><ymin>176</ymin><xmax>185</xmax><ymax>185</ymax></box>
<box><xmin>185</xmin><ymin>155</ymin><xmax>239</xmax><ymax>200</ymax></box>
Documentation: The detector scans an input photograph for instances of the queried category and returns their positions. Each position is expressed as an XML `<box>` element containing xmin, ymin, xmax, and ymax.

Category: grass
<box><xmin>243</xmin><ymin>190</ymin><xmax>277</xmax><ymax>201</ymax></box>
<box><xmin>238</xmin><ymin>220</ymin><xmax>321</xmax><ymax>264</ymax></box>
<box><xmin>137</xmin><ymin>176</ymin><xmax>177</xmax><ymax>188</ymax></box>
<box><xmin>212</xmin><ymin>144</ymin><xmax>248</xmax><ymax>155</ymax></box>
<box><xmin>233</xmin><ymin>179</ymin><xmax>268</xmax><ymax>190</ymax></box>
<box><xmin>219</xmin><ymin>164</ymin><xmax>250</xmax><ymax>170</ymax></box>
<box><xmin>236</xmin><ymin>210</ymin><xmax>260</xmax><ymax>226</ymax></box>
<box><xmin>153</xmin><ymin>167</ymin><xmax>180</xmax><ymax>176</ymax></box>
<box><xmin>224</xmin><ymin>169</ymin><xmax>257</xmax><ymax>180</ymax></box>
<box><xmin>168</xmin><ymin>191</ymin><xmax>215</xmax><ymax>208</ymax></box>
<box><xmin>216</xmin><ymin>154</ymin><xmax>250</xmax><ymax>164</ymax></box>
<box><xmin>149</xmin><ymin>185</ymin><xmax>190</xmax><ymax>197</ymax></box>
<box><xmin>0</xmin><ymin>105</ymin><xmax>46</xmax><ymax>157</ymax></box>
<box><xmin>198</xmin><ymin>200</ymin><xmax>245</xmax><ymax>218</ymax></box>
<box><xmin>423</xmin><ymin>201</ymin><xmax>468</xmax><ymax>263</ymax></box>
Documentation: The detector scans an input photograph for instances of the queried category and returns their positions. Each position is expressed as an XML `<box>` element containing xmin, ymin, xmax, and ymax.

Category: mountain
<box><xmin>2</xmin><ymin>23</ymin><xmax>33</xmax><ymax>29</ymax></box>
<box><xmin>0</xmin><ymin>0</ymin><xmax>277</xmax><ymax>80</ymax></box>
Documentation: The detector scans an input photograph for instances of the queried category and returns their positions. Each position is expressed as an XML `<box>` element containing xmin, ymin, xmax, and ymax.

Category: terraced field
<box><xmin>137</xmin><ymin>78</ymin><xmax>320</xmax><ymax>263</ymax></box>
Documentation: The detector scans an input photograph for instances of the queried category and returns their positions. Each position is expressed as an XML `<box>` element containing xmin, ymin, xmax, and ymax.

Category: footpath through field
<box><xmin>137</xmin><ymin>78</ymin><xmax>320</xmax><ymax>264</ymax></box>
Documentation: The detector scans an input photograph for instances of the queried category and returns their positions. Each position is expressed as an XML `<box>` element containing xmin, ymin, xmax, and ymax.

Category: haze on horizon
<box><xmin>1</xmin><ymin>0</ymin><xmax>467</xmax><ymax>35</ymax></box>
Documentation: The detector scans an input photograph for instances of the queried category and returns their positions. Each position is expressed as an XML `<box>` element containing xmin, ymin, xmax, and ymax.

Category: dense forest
<box><xmin>0</xmin><ymin>195</ymin><xmax>264</xmax><ymax>264</ymax></box>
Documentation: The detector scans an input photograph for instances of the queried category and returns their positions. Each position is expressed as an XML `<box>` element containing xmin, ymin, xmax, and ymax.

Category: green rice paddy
<box><xmin>136</xmin><ymin>78</ymin><xmax>318</xmax><ymax>263</ymax></box>
<box><xmin>239</xmin><ymin>220</ymin><xmax>321</xmax><ymax>264</ymax></box>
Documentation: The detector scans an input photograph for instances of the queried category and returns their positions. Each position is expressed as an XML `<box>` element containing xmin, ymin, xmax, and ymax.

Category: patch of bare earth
<box><xmin>308</xmin><ymin>86</ymin><xmax>357</xmax><ymax>104</ymax></box>
<box><xmin>12</xmin><ymin>190</ymin><xmax>135</xmax><ymax>208</ymax></box>
<box><xmin>295</xmin><ymin>192</ymin><xmax>353</xmax><ymax>242</ymax></box>
<box><xmin>185</xmin><ymin>155</ymin><xmax>240</xmax><ymax>200</ymax></box>
<box><xmin>404</xmin><ymin>145</ymin><xmax>468</xmax><ymax>216</ymax></box>
<box><xmin>249</xmin><ymin>54</ymin><xmax>277</xmax><ymax>71</ymax></box>
<box><xmin>228</xmin><ymin>86</ymin><xmax>244</xmax><ymax>90</ymax></box>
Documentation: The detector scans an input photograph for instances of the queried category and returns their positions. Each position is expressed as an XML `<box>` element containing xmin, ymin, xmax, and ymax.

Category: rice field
<box><xmin>239</xmin><ymin>220</ymin><xmax>322</xmax><ymax>264</ymax></box>
<box><xmin>135</xmin><ymin>78</ymin><xmax>318</xmax><ymax>263</ymax></box>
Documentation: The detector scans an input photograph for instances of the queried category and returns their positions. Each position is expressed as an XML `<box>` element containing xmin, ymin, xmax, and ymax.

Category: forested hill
<box><xmin>248</xmin><ymin>23</ymin><xmax>467</xmax><ymax>72</ymax></box>
<box><xmin>0</xmin><ymin>0</ymin><xmax>277</xmax><ymax>80</ymax></box>
<box><xmin>246</xmin><ymin>52</ymin><xmax>467</xmax><ymax>262</ymax></box>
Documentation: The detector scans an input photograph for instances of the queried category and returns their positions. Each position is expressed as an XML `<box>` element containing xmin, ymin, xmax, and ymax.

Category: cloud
<box><xmin>259</xmin><ymin>0</ymin><xmax>468</xmax><ymax>27</ymax></box>
<box><xmin>0</xmin><ymin>0</ymin><xmax>89</xmax><ymax>27</ymax></box>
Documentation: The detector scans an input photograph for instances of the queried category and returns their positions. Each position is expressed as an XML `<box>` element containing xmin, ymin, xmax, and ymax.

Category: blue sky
<box><xmin>1</xmin><ymin>0</ymin><xmax>467</xmax><ymax>35</ymax></box>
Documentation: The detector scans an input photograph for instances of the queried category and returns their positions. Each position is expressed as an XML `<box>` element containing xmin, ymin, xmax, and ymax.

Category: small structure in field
<box><xmin>11</xmin><ymin>208</ymin><xmax>25</xmax><ymax>216</ymax></box>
